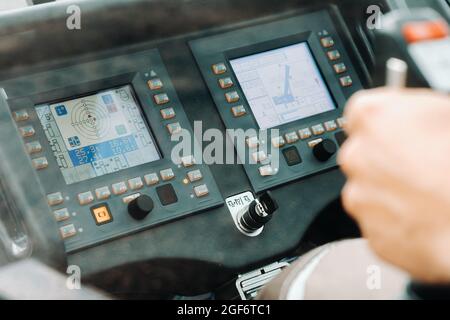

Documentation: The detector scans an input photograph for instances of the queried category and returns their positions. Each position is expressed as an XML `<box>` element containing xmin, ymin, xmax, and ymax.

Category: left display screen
<box><xmin>35</xmin><ymin>85</ymin><xmax>161</xmax><ymax>185</ymax></box>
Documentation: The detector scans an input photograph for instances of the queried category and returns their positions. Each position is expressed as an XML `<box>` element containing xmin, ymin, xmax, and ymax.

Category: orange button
<box><xmin>403</xmin><ymin>20</ymin><xmax>449</xmax><ymax>43</ymax></box>
<box><xmin>91</xmin><ymin>204</ymin><xmax>113</xmax><ymax>225</ymax></box>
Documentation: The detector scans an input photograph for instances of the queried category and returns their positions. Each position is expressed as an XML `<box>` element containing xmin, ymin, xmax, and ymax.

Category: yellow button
<box><xmin>90</xmin><ymin>204</ymin><xmax>113</xmax><ymax>225</ymax></box>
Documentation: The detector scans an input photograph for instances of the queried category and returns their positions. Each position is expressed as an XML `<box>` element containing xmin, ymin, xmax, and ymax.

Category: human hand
<box><xmin>338</xmin><ymin>88</ymin><xmax>450</xmax><ymax>284</ymax></box>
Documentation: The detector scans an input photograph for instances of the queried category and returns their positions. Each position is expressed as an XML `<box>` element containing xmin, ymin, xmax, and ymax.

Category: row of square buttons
<box><xmin>147</xmin><ymin>75</ymin><xmax>205</xmax><ymax>205</ymax></box>
<box><xmin>148</xmin><ymin>76</ymin><xmax>167</xmax><ymax>104</ymax></box>
<box><xmin>320</xmin><ymin>36</ymin><xmax>353</xmax><ymax>88</ymax></box>
<box><xmin>13</xmin><ymin>110</ymin><xmax>50</xmax><ymax>173</ymax></box>
<box><xmin>57</xmin><ymin>178</ymin><xmax>207</xmax><ymax>239</ymax></box>
<box><xmin>147</xmin><ymin>78</ymin><xmax>178</xmax><ymax>122</ymax></box>
<box><xmin>211</xmin><ymin>63</ymin><xmax>249</xmax><ymax>119</ymax></box>
<box><xmin>246</xmin><ymin>117</ymin><xmax>346</xmax><ymax>150</ymax></box>
<box><xmin>146</xmin><ymin>78</ymin><xmax>184</xmax><ymax>142</ymax></box>
<box><xmin>46</xmin><ymin>169</ymin><xmax>176</xmax><ymax>207</ymax></box>
<box><xmin>147</xmin><ymin>78</ymin><xmax>207</xmax><ymax>198</ymax></box>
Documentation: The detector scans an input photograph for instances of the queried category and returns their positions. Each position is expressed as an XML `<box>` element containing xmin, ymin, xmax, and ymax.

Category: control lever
<box><xmin>373</xmin><ymin>8</ymin><xmax>450</xmax><ymax>92</ymax></box>
<box><xmin>236</xmin><ymin>191</ymin><xmax>278</xmax><ymax>235</ymax></box>
<box><xmin>386</xmin><ymin>57</ymin><xmax>408</xmax><ymax>88</ymax></box>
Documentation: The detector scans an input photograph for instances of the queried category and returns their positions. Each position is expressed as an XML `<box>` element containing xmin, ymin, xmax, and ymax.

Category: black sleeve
<box><xmin>406</xmin><ymin>282</ymin><xmax>450</xmax><ymax>300</ymax></box>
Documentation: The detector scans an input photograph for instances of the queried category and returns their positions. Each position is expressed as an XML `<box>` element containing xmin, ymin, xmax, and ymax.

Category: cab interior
<box><xmin>0</xmin><ymin>0</ymin><xmax>448</xmax><ymax>300</ymax></box>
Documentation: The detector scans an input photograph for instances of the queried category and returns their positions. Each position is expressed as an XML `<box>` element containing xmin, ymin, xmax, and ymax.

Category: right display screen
<box><xmin>229</xmin><ymin>42</ymin><xmax>336</xmax><ymax>130</ymax></box>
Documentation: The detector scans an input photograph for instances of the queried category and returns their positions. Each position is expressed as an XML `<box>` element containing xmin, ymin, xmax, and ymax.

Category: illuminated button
<box><xmin>246</xmin><ymin>136</ymin><xmax>259</xmax><ymax>149</ymax></box>
<box><xmin>327</xmin><ymin>50</ymin><xmax>341</xmax><ymax>61</ymax></box>
<box><xmin>166</xmin><ymin>122</ymin><xmax>182</xmax><ymax>135</ymax></box>
<box><xmin>153</xmin><ymin>93</ymin><xmax>170</xmax><ymax>105</ymax></box>
<box><xmin>60</xmin><ymin>224</ymin><xmax>77</xmax><ymax>239</ymax></box>
<box><xmin>160</xmin><ymin>107</ymin><xmax>176</xmax><ymax>120</ymax></box>
<box><xmin>147</xmin><ymin>78</ymin><xmax>163</xmax><ymax>90</ymax></box>
<box><xmin>25</xmin><ymin>141</ymin><xmax>42</xmax><ymax>154</ymax></box>
<box><xmin>337</xmin><ymin>117</ymin><xmax>347</xmax><ymax>128</ymax></box>
<box><xmin>32</xmin><ymin>157</ymin><xmax>48</xmax><ymax>170</ymax></box>
<box><xmin>128</xmin><ymin>177</ymin><xmax>144</xmax><ymax>191</ymax></box>
<box><xmin>19</xmin><ymin>125</ymin><xmax>35</xmax><ymax>138</ymax></box>
<box><xmin>298</xmin><ymin>128</ymin><xmax>312</xmax><ymax>140</ymax></box>
<box><xmin>160</xmin><ymin>168</ymin><xmax>175</xmax><ymax>181</ymax></box>
<box><xmin>308</xmin><ymin>138</ymin><xmax>324</xmax><ymax>148</ymax></box>
<box><xmin>95</xmin><ymin>186</ymin><xmax>111</xmax><ymax>200</ymax></box>
<box><xmin>112</xmin><ymin>182</ymin><xmax>128</xmax><ymax>195</ymax></box>
<box><xmin>259</xmin><ymin>165</ymin><xmax>278</xmax><ymax>177</ymax></box>
<box><xmin>144</xmin><ymin>173</ymin><xmax>159</xmax><ymax>186</ymax></box>
<box><xmin>324</xmin><ymin>120</ymin><xmax>338</xmax><ymax>132</ymax></box>
<box><xmin>252</xmin><ymin>151</ymin><xmax>268</xmax><ymax>163</ymax></box>
<box><xmin>181</xmin><ymin>155</ymin><xmax>196</xmax><ymax>168</ymax></box>
<box><xmin>13</xmin><ymin>109</ymin><xmax>29</xmax><ymax>122</ymax></box>
<box><xmin>340</xmin><ymin>76</ymin><xmax>353</xmax><ymax>87</ymax></box>
<box><xmin>194</xmin><ymin>184</ymin><xmax>209</xmax><ymax>198</ymax></box>
<box><xmin>47</xmin><ymin>192</ymin><xmax>64</xmax><ymax>206</ymax></box>
<box><xmin>311</xmin><ymin>124</ymin><xmax>325</xmax><ymax>136</ymax></box>
<box><xmin>187</xmin><ymin>169</ymin><xmax>203</xmax><ymax>182</ymax></box>
<box><xmin>212</xmin><ymin>62</ymin><xmax>227</xmax><ymax>75</ymax></box>
<box><xmin>90</xmin><ymin>204</ymin><xmax>113</xmax><ymax>225</ymax></box>
<box><xmin>321</xmin><ymin>36</ymin><xmax>335</xmax><ymax>48</ymax></box>
<box><xmin>122</xmin><ymin>193</ymin><xmax>141</xmax><ymax>204</ymax></box>
<box><xmin>225</xmin><ymin>91</ymin><xmax>240</xmax><ymax>103</ymax></box>
<box><xmin>53</xmin><ymin>208</ymin><xmax>70</xmax><ymax>222</ymax></box>
<box><xmin>218</xmin><ymin>77</ymin><xmax>234</xmax><ymax>89</ymax></box>
<box><xmin>231</xmin><ymin>105</ymin><xmax>246</xmax><ymax>117</ymax></box>
<box><xmin>403</xmin><ymin>20</ymin><xmax>449</xmax><ymax>43</ymax></box>
<box><xmin>333</xmin><ymin>63</ymin><xmax>347</xmax><ymax>74</ymax></box>
<box><xmin>271</xmin><ymin>136</ymin><xmax>286</xmax><ymax>148</ymax></box>
<box><xmin>284</xmin><ymin>132</ymin><xmax>299</xmax><ymax>144</ymax></box>
<box><xmin>78</xmin><ymin>191</ymin><xmax>94</xmax><ymax>206</ymax></box>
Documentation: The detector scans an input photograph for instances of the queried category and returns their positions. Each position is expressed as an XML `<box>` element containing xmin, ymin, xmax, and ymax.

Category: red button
<box><xmin>403</xmin><ymin>20</ymin><xmax>449</xmax><ymax>43</ymax></box>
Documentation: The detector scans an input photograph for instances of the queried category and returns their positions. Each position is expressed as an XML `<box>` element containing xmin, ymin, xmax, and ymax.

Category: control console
<box><xmin>190</xmin><ymin>9</ymin><xmax>363</xmax><ymax>192</ymax></box>
<box><xmin>3</xmin><ymin>49</ymin><xmax>223</xmax><ymax>252</ymax></box>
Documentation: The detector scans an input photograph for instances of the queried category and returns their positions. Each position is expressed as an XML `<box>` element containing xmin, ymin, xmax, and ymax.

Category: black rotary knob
<box><xmin>313</xmin><ymin>139</ymin><xmax>337</xmax><ymax>162</ymax></box>
<box><xmin>128</xmin><ymin>195</ymin><xmax>154</xmax><ymax>220</ymax></box>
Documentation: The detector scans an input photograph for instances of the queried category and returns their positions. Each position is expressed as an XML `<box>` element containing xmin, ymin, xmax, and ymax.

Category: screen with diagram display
<box><xmin>35</xmin><ymin>85</ymin><xmax>161</xmax><ymax>185</ymax></box>
<box><xmin>229</xmin><ymin>42</ymin><xmax>336</xmax><ymax>129</ymax></box>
